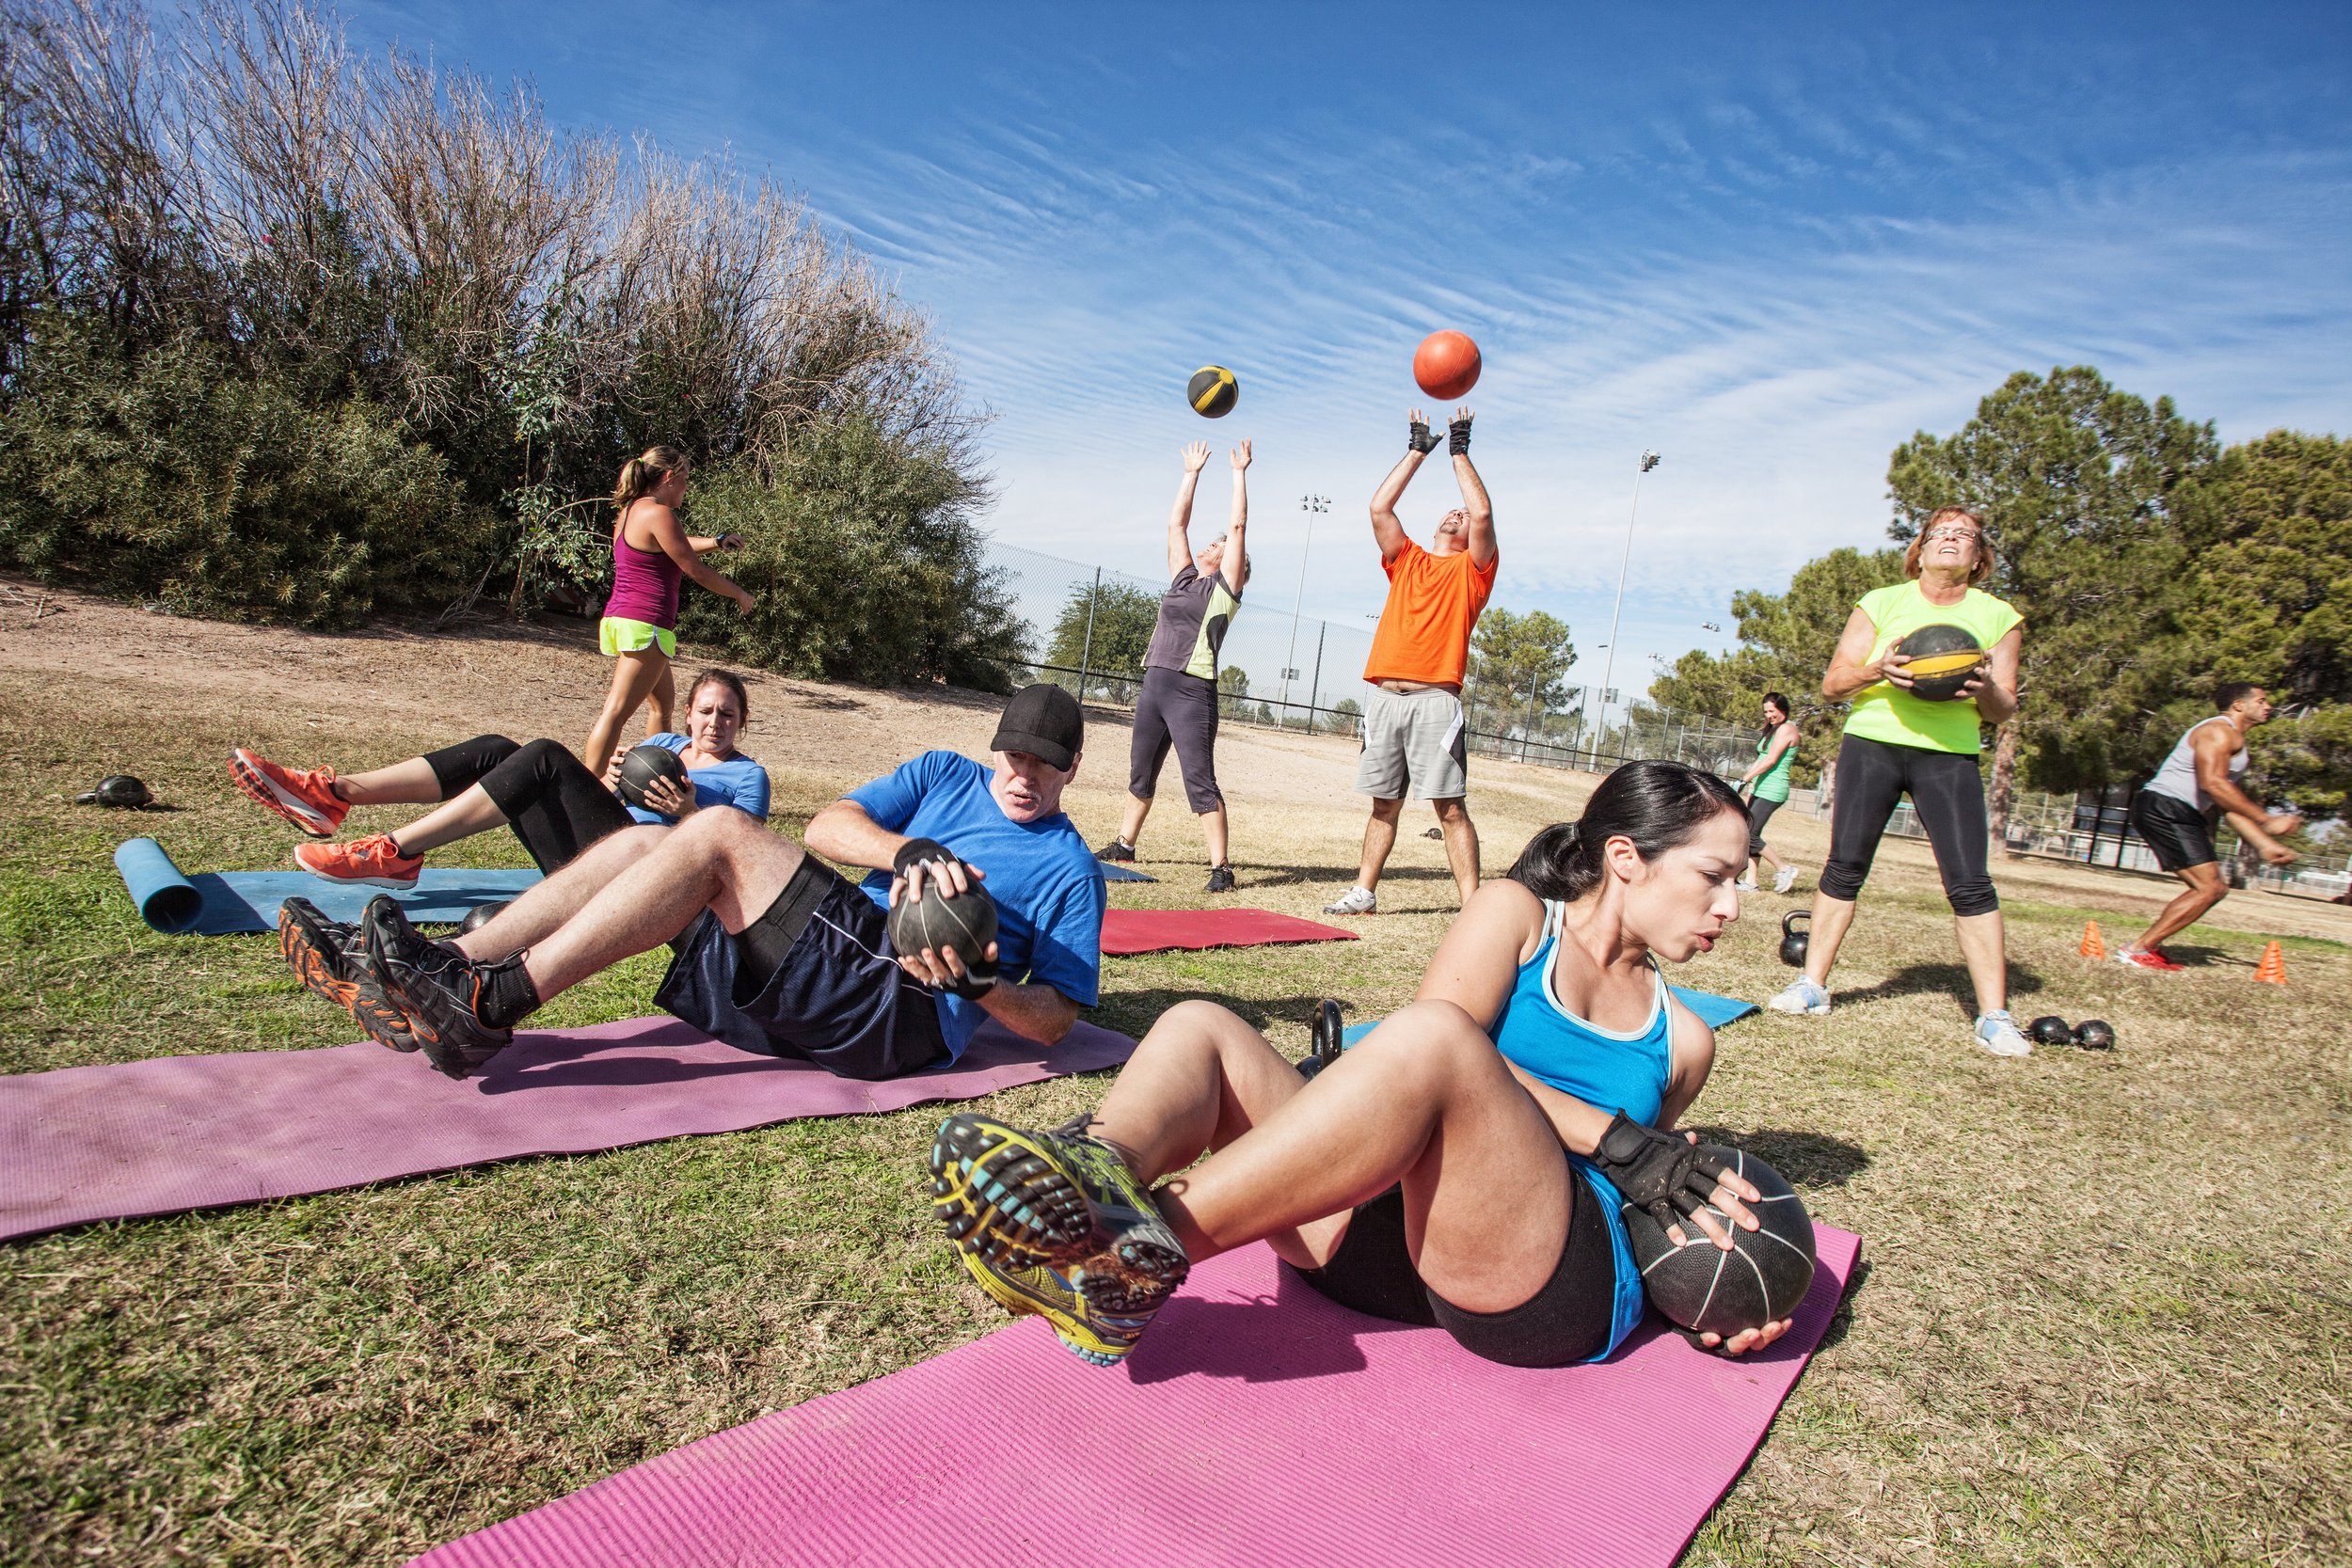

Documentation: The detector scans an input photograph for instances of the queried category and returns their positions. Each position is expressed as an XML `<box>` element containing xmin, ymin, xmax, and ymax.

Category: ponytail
<box><xmin>613</xmin><ymin>445</ymin><xmax>691</xmax><ymax>514</ymax></box>
<box><xmin>1508</xmin><ymin>760</ymin><xmax>1746</xmax><ymax>903</ymax></box>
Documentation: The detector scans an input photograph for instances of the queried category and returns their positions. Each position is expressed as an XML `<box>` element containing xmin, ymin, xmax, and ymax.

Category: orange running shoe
<box><xmin>294</xmin><ymin>832</ymin><xmax>421</xmax><ymax>888</ymax></box>
<box><xmin>230</xmin><ymin>749</ymin><xmax>348</xmax><ymax>837</ymax></box>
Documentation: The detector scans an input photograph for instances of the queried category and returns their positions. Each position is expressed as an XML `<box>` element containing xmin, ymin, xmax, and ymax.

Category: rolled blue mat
<box><xmin>114</xmin><ymin>836</ymin><xmax>203</xmax><ymax>932</ymax></box>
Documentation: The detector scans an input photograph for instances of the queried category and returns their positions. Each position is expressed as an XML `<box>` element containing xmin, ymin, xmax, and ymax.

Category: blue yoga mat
<box><xmin>1099</xmin><ymin>862</ymin><xmax>1155</xmax><ymax>883</ymax></box>
<box><xmin>1340</xmin><ymin>986</ymin><xmax>1758</xmax><ymax>1049</ymax></box>
<box><xmin>113</xmin><ymin>837</ymin><xmax>542</xmax><ymax>936</ymax></box>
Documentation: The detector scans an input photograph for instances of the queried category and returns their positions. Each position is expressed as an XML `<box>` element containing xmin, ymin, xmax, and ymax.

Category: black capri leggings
<box><xmin>1819</xmin><ymin>732</ymin><xmax>1998</xmax><ymax>915</ymax></box>
<box><xmin>1289</xmin><ymin>1164</ymin><xmax>1617</xmax><ymax>1369</ymax></box>
<box><xmin>421</xmin><ymin>736</ymin><xmax>635</xmax><ymax>874</ymax></box>
<box><xmin>1746</xmin><ymin>795</ymin><xmax>1783</xmax><ymax>858</ymax></box>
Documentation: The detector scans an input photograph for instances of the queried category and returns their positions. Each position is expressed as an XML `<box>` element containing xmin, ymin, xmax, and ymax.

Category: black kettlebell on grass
<box><xmin>1778</xmin><ymin>911</ymin><xmax>1810</xmax><ymax>968</ymax></box>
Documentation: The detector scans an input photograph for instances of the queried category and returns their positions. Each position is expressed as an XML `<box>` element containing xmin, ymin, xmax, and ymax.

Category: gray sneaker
<box><xmin>1974</xmin><ymin>1011</ymin><xmax>2033</xmax><ymax>1057</ymax></box>
<box><xmin>1774</xmin><ymin>865</ymin><xmax>1800</xmax><ymax>894</ymax></box>
<box><xmin>1323</xmin><ymin>886</ymin><xmax>1377</xmax><ymax>916</ymax></box>
<box><xmin>1767</xmin><ymin>976</ymin><xmax>1832</xmax><ymax>1015</ymax></box>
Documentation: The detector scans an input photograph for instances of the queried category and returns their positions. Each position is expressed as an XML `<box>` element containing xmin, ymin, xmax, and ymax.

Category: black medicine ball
<box><xmin>2074</xmin><ymin>1019</ymin><xmax>2116</xmax><ymax>1051</ymax></box>
<box><xmin>614</xmin><ymin>744</ymin><xmax>689</xmax><ymax>810</ymax></box>
<box><xmin>457</xmin><ymin>900</ymin><xmax>510</xmax><ymax>936</ymax></box>
<box><xmin>1623</xmin><ymin>1146</ymin><xmax>1817</xmax><ymax>1338</ymax></box>
<box><xmin>1187</xmin><ymin>365</ymin><xmax>1239</xmax><ymax>418</ymax></box>
<box><xmin>1892</xmin><ymin>624</ymin><xmax>1987</xmax><ymax>703</ymax></box>
<box><xmin>885</xmin><ymin>878</ymin><xmax>998</xmax><ymax>976</ymax></box>
<box><xmin>77</xmin><ymin>774</ymin><xmax>152</xmax><ymax>809</ymax></box>
<box><xmin>2028</xmin><ymin>1014</ymin><xmax>2075</xmax><ymax>1046</ymax></box>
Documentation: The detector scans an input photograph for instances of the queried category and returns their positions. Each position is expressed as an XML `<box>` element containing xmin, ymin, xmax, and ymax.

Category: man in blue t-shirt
<box><xmin>323</xmin><ymin>686</ymin><xmax>1105</xmax><ymax>1084</ymax></box>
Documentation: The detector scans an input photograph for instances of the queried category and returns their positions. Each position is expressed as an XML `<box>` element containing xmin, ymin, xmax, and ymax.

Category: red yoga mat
<box><xmin>414</xmin><ymin>1227</ymin><xmax>1860</xmax><ymax>1568</ymax></box>
<box><xmin>1102</xmin><ymin>908</ymin><xmax>1357</xmax><ymax>955</ymax></box>
<box><xmin>0</xmin><ymin>1017</ymin><xmax>1134</xmax><ymax>1243</ymax></box>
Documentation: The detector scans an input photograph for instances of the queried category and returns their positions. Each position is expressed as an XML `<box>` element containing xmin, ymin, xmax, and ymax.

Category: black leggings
<box><xmin>421</xmin><ymin>736</ymin><xmax>635</xmax><ymax>874</ymax></box>
<box><xmin>1290</xmin><ymin>1164</ymin><xmax>1617</xmax><ymax>1369</ymax></box>
<box><xmin>1746</xmin><ymin>795</ymin><xmax>1784</xmax><ymax>859</ymax></box>
<box><xmin>1819</xmin><ymin>732</ymin><xmax>1998</xmax><ymax>914</ymax></box>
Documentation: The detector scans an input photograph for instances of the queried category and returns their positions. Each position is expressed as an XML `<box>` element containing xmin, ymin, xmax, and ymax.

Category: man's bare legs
<box><xmin>1354</xmin><ymin>795</ymin><xmax>1405</xmax><ymax>892</ymax></box>
<box><xmin>1090</xmin><ymin>999</ymin><xmax>1573</xmax><ymax>1314</ymax></box>
<box><xmin>1433</xmin><ymin>796</ymin><xmax>1479</xmax><ymax>904</ymax></box>
<box><xmin>507</xmin><ymin>809</ymin><xmax>801</xmax><ymax>1004</ymax></box>
<box><xmin>449</xmin><ymin>823</ymin><xmax>672</xmax><ymax>958</ymax></box>
<box><xmin>2129</xmin><ymin>863</ymin><xmax>2227</xmax><ymax>955</ymax></box>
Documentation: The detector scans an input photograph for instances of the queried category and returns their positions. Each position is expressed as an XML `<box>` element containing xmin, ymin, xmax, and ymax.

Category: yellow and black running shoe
<box><xmin>955</xmin><ymin>1244</ymin><xmax>1170</xmax><ymax>1368</ymax></box>
<box><xmin>929</xmin><ymin>1112</ymin><xmax>1188</xmax><ymax>1291</ymax></box>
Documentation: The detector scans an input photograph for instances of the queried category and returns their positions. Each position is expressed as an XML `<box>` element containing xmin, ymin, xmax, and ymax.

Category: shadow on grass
<box><xmin>1814</xmin><ymin>1258</ymin><xmax>1872</xmax><ymax>1353</ymax></box>
<box><xmin>1236</xmin><ymin>863</ymin><xmax>1460</xmax><ymax>890</ymax></box>
<box><xmin>1684</xmin><ymin>1126</ymin><xmax>1871</xmax><ymax>1189</ymax></box>
<box><xmin>1091</xmin><ymin>989</ymin><xmax>1328</xmax><ymax>1044</ymax></box>
<box><xmin>1829</xmin><ymin>960</ymin><xmax>2047</xmax><ymax>1010</ymax></box>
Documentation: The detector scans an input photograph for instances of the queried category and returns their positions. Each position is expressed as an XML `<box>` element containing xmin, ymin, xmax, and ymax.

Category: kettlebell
<box><xmin>75</xmin><ymin>774</ymin><xmax>152</xmax><ymax>810</ymax></box>
<box><xmin>1778</xmin><ymin>910</ymin><xmax>1810</xmax><ymax>968</ymax></box>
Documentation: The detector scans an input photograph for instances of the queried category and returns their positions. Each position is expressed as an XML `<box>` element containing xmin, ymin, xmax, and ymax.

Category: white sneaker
<box><xmin>1323</xmin><ymin>886</ymin><xmax>1377</xmax><ymax>916</ymax></box>
<box><xmin>1733</xmin><ymin>879</ymin><xmax>1759</xmax><ymax>893</ymax></box>
<box><xmin>1774</xmin><ymin>866</ymin><xmax>1800</xmax><ymax>894</ymax></box>
<box><xmin>1974</xmin><ymin>1012</ymin><xmax>2033</xmax><ymax>1057</ymax></box>
<box><xmin>1767</xmin><ymin>977</ymin><xmax>1832</xmax><ymax>1015</ymax></box>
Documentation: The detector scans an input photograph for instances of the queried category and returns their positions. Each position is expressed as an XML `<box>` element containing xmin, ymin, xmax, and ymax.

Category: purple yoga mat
<box><xmin>415</xmin><ymin>1227</ymin><xmax>1860</xmax><ymax>1568</ymax></box>
<box><xmin>0</xmin><ymin>1017</ymin><xmax>1134</xmax><ymax>1243</ymax></box>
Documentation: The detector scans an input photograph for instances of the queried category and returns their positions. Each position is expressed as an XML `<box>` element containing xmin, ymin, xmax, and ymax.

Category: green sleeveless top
<box><xmin>1754</xmin><ymin>725</ymin><xmax>1796</xmax><ymax>802</ymax></box>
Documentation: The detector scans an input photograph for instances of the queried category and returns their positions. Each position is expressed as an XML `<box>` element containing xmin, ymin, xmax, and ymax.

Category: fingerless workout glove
<box><xmin>1588</xmin><ymin>1111</ymin><xmax>1734</xmax><ymax>1232</ymax></box>
<box><xmin>893</xmin><ymin>837</ymin><xmax>960</xmax><ymax>877</ymax></box>
<box><xmin>1407</xmin><ymin>418</ymin><xmax>1440</xmax><ymax>455</ymax></box>
<box><xmin>1448</xmin><ymin>414</ymin><xmax>1473</xmax><ymax>455</ymax></box>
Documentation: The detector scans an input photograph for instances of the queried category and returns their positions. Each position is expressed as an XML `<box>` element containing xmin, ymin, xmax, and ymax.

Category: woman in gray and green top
<box><xmin>1733</xmin><ymin>693</ymin><xmax>1802</xmax><ymax>894</ymax></box>
<box><xmin>1097</xmin><ymin>439</ymin><xmax>1251</xmax><ymax>893</ymax></box>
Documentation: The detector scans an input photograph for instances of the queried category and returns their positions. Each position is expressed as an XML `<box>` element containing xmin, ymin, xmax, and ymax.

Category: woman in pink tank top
<box><xmin>580</xmin><ymin>445</ymin><xmax>757</xmax><ymax>779</ymax></box>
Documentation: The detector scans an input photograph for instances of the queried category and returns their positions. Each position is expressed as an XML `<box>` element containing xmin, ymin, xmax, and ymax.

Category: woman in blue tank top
<box><xmin>926</xmin><ymin>762</ymin><xmax>1799</xmax><ymax>1371</ymax></box>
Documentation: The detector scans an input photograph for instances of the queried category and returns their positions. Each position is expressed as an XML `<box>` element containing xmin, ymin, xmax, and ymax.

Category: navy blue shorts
<box><xmin>654</xmin><ymin>855</ymin><xmax>949</xmax><ymax>1081</ymax></box>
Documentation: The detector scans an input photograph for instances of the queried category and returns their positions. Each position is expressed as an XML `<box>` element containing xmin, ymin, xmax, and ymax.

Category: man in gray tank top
<box><xmin>2117</xmin><ymin>682</ymin><xmax>2301</xmax><ymax>970</ymax></box>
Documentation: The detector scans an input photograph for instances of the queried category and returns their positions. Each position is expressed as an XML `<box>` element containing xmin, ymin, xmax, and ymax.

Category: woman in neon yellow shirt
<box><xmin>1766</xmin><ymin>508</ymin><xmax>2034</xmax><ymax>1057</ymax></box>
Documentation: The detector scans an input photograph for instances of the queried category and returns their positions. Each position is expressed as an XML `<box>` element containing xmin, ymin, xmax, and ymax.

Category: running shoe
<box><xmin>952</xmin><ymin>1247</ymin><xmax>1168</xmax><ymax>1368</ymax></box>
<box><xmin>1094</xmin><ymin>840</ymin><xmax>1136</xmax><ymax>863</ymax></box>
<box><xmin>278</xmin><ymin>895</ymin><xmax>416</xmax><ymax>1052</ymax></box>
<box><xmin>1773</xmin><ymin>866</ymin><xmax>1801</xmax><ymax>895</ymax></box>
<box><xmin>294</xmin><ymin>832</ymin><xmax>421</xmax><ymax>888</ymax></box>
<box><xmin>360</xmin><ymin>897</ymin><xmax>513</xmax><ymax>1080</ymax></box>
<box><xmin>230</xmin><ymin>749</ymin><xmax>348</xmax><ymax>837</ymax></box>
<box><xmin>1204</xmin><ymin>863</ymin><xmax>1235</xmax><ymax>894</ymax></box>
<box><xmin>1323</xmin><ymin>886</ymin><xmax>1377</xmax><ymax>916</ymax></box>
<box><xmin>1733</xmin><ymin>879</ymin><xmax>1759</xmax><ymax>893</ymax></box>
<box><xmin>1766</xmin><ymin>976</ymin><xmax>1833</xmax><ymax>1015</ymax></box>
<box><xmin>930</xmin><ymin>1114</ymin><xmax>1187</xmax><ymax>1280</ymax></box>
<box><xmin>2113</xmin><ymin>947</ymin><xmax>2184</xmax><ymax>973</ymax></box>
<box><xmin>1974</xmin><ymin>1011</ymin><xmax>2033</xmax><ymax>1058</ymax></box>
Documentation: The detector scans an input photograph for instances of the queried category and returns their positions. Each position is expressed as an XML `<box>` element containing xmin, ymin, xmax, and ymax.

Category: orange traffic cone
<box><xmin>2078</xmin><ymin>921</ymin><xmax>2106</xmax><ymax>960</ymax></box>
<box><xmin>2253</xmin><ymin>941</ymin><xmax>2287</xmax><ymax>985</ymax></box>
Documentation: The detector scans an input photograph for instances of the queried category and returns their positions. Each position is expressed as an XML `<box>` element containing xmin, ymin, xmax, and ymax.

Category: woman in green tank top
<box><xmin>1732</xmin><ymin>693</ymin><xmax>1801</xmax><ymax>893</ymax></box>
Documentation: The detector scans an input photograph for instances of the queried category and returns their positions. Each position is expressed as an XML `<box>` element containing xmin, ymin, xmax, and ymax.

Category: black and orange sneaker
<box><xmin>360</xmin><ymin>897</ymin><xmax>513</xmax><ymax>1080</ymax></box>
<box><xmin>929</xmin><ymin>1114</ymin><xmax>1187</xmax><ymax>1365</ymax></box>
<box><xmin>230</xmin><ymin>749</ymin><xmax>349</xmax><ymax>838</ymax></box>
<box><xmin>280</xmin><ymin>895</ymin><xmax>415</xmax><ymax>1052</ymax></box>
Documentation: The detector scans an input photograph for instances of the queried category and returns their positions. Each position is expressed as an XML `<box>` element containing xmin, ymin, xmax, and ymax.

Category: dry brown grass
<box><xmin>2</xmin><ymin>583</ymin><xmax>2346</xmax><ymax>1565</ymax></box>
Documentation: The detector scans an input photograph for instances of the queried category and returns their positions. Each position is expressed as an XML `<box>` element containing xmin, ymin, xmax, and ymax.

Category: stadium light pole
<box><xmin>1280</xmin><ymin>494</ymin><xmax>1330</xmax><ymax>713</ymax></box>
<box><xmin>1591</xmin><ymin>451</ymin><xmax>1661</xmax><ymax>768</ymax></box>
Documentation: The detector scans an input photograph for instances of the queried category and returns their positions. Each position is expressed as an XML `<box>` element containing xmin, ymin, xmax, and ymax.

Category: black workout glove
<box><xmin>1448</xmin><ymin>414</ymin><xmax>1473</xmax><ymax>455</ymax></box>
<box><xmin>946</xmin><ymin>953</ymin><xmax>999</xmax><ymax>1001</ymax></box>
<box><xmin>1407</xmin><ymin>418</ymin><xmax>1441</xmax><ymax>455</ymax></box>
<box><xmin>1588</xmin><ymin>1112</ymin><xmax>1735</xmax><ymax>1234</ymax></box>
<box><xmin>893</xmin><ymin>837</ymin><xmax>961</xmax><ymax>879</ymax></box>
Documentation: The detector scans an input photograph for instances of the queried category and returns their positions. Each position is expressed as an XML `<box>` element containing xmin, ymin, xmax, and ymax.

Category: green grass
<box><xmin>3</xmin><ymin>672</ymin><xmax>2349</xmax><ymax>1566</ymax></box>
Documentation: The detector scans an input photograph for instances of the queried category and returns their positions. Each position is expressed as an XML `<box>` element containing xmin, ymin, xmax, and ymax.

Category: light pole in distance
<box><xmin>1280</xmin><ymin>493</ymin><xmax>1330</xmax><ymax>712</ymax></box>
<box><xmin>1591</xmin><ymin>450</ymin><xmax>1660</xmax><ymax>767</ymax></box>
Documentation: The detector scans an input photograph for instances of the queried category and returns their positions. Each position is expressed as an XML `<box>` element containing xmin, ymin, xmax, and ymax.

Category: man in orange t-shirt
<box><xmin>1324</xmin><ymin>407</ymin><xmax>1498</xmax><ymax>916</ymax></box>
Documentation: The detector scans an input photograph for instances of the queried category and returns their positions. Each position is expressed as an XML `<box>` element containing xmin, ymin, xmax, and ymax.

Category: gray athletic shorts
<box><xmin>1356</xmin><ymin>685</ymin><xmax>1469</xmax><ymax>800</ymax></box>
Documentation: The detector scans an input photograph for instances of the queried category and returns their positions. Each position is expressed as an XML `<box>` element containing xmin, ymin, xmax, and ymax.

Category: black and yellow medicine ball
<box><xmin>1893</xmin><ymin>623</ymin><xmax>1988</xmax><ymax>703</ymax></box>
<box><xmin>1187</xmin><ymin>365</ymin><xmax>1239</xmax><ymax>418</ymax></box>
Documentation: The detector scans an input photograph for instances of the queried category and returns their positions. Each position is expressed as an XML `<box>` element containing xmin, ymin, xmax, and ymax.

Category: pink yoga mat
<box><xmin>0</xmin><ymin>1018</ymin><xmax>1134</xmax><ymax>1243</ymax></box>
<box><xmin>417</xmin><ymin>1230</ymin><xmax>1858</xmax><ymax>1568</ymax></box>
<box><xmin>1102</xmin><ymin>907</ymin><xmax>1357</xmax><ymax>955</ymax></box>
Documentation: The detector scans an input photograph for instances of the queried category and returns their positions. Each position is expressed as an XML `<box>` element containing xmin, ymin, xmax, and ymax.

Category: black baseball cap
<box><xmin>991</xmin><ymin>684</ymin><xmax>1085</xmax><ymax>769</ymax></box>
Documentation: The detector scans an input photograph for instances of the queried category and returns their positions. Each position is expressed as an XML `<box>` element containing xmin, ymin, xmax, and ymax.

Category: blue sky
<box><xmin>347</xmin><ymin>0</ymin><xmax>2352</xmax><ymax>699</ymax></box>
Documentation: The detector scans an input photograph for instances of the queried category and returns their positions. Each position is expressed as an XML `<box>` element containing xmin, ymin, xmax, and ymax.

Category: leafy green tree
<box><xmin>1884</xmin><ymin>366</ymin><xmax>2217</xmax><ymax>829</ymax></box>
<box><xmin>1648</xmin><ymin>546</ymin><xmax>1904</xmax><ymax>785</ymax></box>
<box><xmin>1044</xmin><ymin>578</ymin><xmax>1159</xmax><ymax>693</ymax></box>
<box><xmin>1469</xmin><ymin>609</ymin><xmax>1576</xmax><ymax>735</ymax></box>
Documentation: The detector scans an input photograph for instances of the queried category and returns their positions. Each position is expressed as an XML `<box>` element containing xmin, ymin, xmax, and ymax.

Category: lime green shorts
<box><xmin>599</xmin><ymin>617</ymin><xmax>675</xmax><ymax>658</ymax></box>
